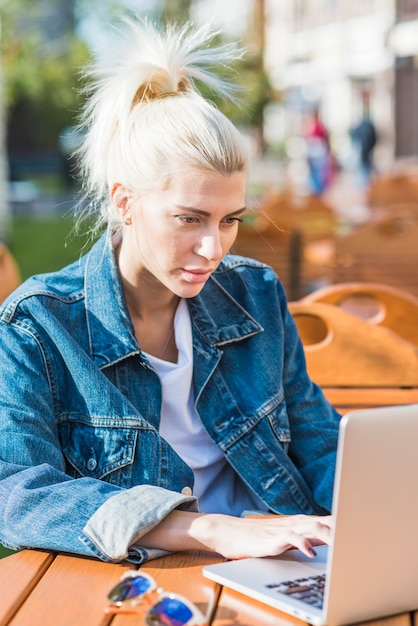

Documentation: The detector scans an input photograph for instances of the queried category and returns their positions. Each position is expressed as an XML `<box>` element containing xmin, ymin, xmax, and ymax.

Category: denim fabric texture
<box><xmin>0</xmin><ymin>233</ymin><xmax>340</xmax><ymax>562</ymax></box>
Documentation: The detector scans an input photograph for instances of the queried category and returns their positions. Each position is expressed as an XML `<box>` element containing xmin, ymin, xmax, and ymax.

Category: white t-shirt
<box><xmin>145</xmin><ymin>299</ymin><xmax>268</xmax><ymax>516</ymax></box>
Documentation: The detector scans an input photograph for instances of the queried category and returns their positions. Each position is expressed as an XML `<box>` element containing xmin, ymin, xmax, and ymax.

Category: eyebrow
<box><xmin>175</xmin><ymin>206</ymin><xmax>247</xmax><ymax>217</ymax></box>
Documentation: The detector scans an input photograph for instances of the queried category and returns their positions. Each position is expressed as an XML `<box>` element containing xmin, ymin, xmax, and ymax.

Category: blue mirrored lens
<box><xmin>108</xmin><ymin>575</ymin><xmax>152</xmax><ymax>603</ymax></box>
<box><xmin>147</xmin><ymin>596</ymin><xmax>193</xmax><ymax>625</ymax></box>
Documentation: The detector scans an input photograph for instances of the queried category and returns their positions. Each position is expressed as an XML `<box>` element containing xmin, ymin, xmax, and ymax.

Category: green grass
<box><xmin>10</xmin><ymin>215</ymin><xmax>95</xmax><ymax>281</ymax></box>
<box><xmin>0</xmin><ymin>545</ymin><xmax>16</xmax><ymax>559</ymax></box>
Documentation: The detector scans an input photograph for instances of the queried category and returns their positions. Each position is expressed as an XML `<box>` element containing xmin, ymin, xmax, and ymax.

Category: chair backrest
<box><xmin>252</xmin><ymin>191</ymin><xmax>338</xmax><ymax>240</ymax></box>
<box><xmin>368</xmin><ymin>172</ymin><xmax>418</xmax><ymax>207</ymax></box>
<box><xmin>0</xmin><ymin>243</ymin><xmax>21</xmax><ymax>303</ymax></box>
<box><xmin>375</xmin><ymin>203</ymin><xmax>418</xmax><ymax>219</ymax></box>
<box><xmin>232</xmin><ymin>191</ymin><xmax>338</xmax><ymax>299</ymax></box>
<box><xmin>288</xmin><ymin>301</ymin><xmax>418</xmax><ymax>387</ymax></box>
<box><xmin>336</xmin><ymin>213</ymin><xmax>418</xmax><ymax>258</ymax></box>
<box><xmin>300</xmin><ymin>282</ymin><xmax>418</xmax><ymax>347</ymax></box>
<box><xmin>333</xmin><ymin>213</ymin><xmax>418</xmax><ymax>298</ymax></box>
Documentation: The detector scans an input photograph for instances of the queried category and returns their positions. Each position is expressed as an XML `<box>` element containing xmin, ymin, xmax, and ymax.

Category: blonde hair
<box><xmin>76</xmin><ymin>18</ymin><xmax>248</xmax><ymax>233</ymax></box>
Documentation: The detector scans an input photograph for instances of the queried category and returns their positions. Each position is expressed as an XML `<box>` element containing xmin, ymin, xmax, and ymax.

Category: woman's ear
<box><xmin>111</xmin><ymin>183</ymin><xmax>132</xmax><ymax>225</ymax></box>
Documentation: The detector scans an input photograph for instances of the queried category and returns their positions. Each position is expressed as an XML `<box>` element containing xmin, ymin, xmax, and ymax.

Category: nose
<box><xmin>194</xmin><ymin>232</ymin><xmax>224</xmax><ymax>261</ymax></box>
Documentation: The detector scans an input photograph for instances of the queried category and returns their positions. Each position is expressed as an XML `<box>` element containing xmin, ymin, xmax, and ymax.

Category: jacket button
<box><xmin>181</xmin><ymin>486</ymin><xmax>192</xmax><ymax>496</ymax></box>
<box><xmin>87</xmin><ymin>458</ymin><xmax>97</xmax><ymax>471</ymax></box>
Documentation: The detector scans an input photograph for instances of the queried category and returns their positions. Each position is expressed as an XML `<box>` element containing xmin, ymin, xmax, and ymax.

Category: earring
<box><xmin>124</xmin><ymin>213</ymin><xmax>132</xmax><ymax>226</ymax></box>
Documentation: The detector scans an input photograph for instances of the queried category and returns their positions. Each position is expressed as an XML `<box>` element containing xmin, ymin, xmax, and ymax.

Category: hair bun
<box><xmin>132</xmin><ymin>69</ymin><xmax>191</xmax><ymax>108</ymax></box>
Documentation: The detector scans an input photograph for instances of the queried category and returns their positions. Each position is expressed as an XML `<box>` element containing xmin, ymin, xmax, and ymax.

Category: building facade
<box><xmin>261</xmin><ymin>0</ymin><xmax>418</xmax><ymax>169</ymax></box>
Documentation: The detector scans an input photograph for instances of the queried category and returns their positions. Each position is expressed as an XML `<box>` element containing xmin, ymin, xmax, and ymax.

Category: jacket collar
<box><xmin>85</xmin><ymin>232</ymin><xmax>139</xmax><ymax>368</ymax></box>
<box><xmin>85</xmin><ymin>234</ymin><xmax>263</xmax><ymax>367</ymax></box>
<box><xmin>189</xmin><ymin>273</ymin><xmax>263</xmax><ymax>346</ymax></box>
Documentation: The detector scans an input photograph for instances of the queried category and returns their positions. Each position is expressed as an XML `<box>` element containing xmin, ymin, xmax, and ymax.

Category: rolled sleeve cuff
<box><xmin>80</xmin><ymin>485</ymin><xmax>198</xmax><ymax>563</ymax></box>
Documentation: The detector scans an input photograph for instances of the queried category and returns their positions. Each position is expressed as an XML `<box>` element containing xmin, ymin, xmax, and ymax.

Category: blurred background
<box><xmin>1</xmin><ymin>0</ymin><xmax>418</xmax><ymax>300</ymax></box>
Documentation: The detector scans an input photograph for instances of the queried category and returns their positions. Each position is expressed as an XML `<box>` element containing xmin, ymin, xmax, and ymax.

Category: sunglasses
<box><xmin>105</xmin><ymin>570</ymin><xmax>208</xmax><ymax>625</ymax></box>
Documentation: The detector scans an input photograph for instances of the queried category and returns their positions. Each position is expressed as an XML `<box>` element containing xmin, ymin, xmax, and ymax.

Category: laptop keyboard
<box><xmin>265</xmin><ymin>573</ymin><xmax>326</xmax><ymax>609</ymax></box>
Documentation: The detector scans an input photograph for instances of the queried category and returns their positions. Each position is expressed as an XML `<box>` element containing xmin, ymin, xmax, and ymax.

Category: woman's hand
<box><xmin>190</xmin><ymin>513</ymin><xmax>332</xmax><ymax>559</ymax></box>
<box><xmin>141</xmin><ymin>511</ymin><xmax>332</xmax><ymax>560</ymax></box>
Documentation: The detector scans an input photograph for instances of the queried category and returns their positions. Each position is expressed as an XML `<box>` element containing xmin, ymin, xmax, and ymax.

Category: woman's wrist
<box><xmin>188</xmin><ymin>513</ymin><xmax>227</xmax><ymax>552</ymax></box>
<box><xmin>140</xmin><ymin>510</ymin><xmax>221</xmax><ymax>553</ymax></box>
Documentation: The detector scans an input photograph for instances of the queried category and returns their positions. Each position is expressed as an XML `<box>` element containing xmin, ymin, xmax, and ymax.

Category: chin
<box><xmin>176</xmin><ymin>283</ymin><xmax>206</xmax><ymax>299</ymax></box>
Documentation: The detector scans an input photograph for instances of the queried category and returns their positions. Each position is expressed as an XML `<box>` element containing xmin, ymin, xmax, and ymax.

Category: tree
<box><xmin>161</xmin><ymin>0</ymin><xmax>192</xmax><ymax>24</ymax></box>
<box><xmin>0</xmin><ymin>14</ymin><xmax>11</xmax><ymax>241</ymax></box>
<box><xmin>3</xmin><ymin>2</ymin><xmax>90</xmax><ymax>154</ymax></box>
<box><xmin>0</xmin><ymin>0</ymin><xmax>90</xmax><ymax>236</ymax></box>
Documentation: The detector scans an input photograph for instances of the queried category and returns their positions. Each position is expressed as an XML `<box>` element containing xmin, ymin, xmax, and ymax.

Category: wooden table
<box><xmin>322</xmin><ymin>386</ymin><xmax>418</xmax><ymax>415</ymax></box>
<box><xmin>0</xmin><ymin>548</ymin><xmax>415</xmax><ymax>626</ymax></box>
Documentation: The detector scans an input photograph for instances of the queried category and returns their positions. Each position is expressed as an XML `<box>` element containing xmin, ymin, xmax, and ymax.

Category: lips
<box><xmin>181</xmin><ymin>268</ymin><xmax>214</xmax><ymax>283</ymax></box>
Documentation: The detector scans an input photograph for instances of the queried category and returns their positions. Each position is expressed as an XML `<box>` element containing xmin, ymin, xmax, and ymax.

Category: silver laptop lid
<box><xmin>325</xmin><ymin>403</ymin><xmax>418</xmax><ymax>625</ymax></box>
<box><xmin>203</xmin><ymin>405</ymin><xmax>418</xmax><ymax>625</ymax></box>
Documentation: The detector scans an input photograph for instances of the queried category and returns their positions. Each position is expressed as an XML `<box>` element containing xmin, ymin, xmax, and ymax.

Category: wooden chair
<box><xmin>300</xmin><ymin>282</ymin><xmax>418</xmax><ymax>347</ymax></box>
<box><xmin>251</xmin><ymin>191</ymin><xmax>338</xmax><ymax>240</ymax></box>
<box><xmin>368</xmin><ymin>172</ymin><xmax>418</xmax><ymax>207</ymax></box>
<box><xmin>232</xmin><ymin>191</ymin><xmax>338</xmax><ymax>299</ymax></box>
<box><xmin>376</xmin><ymin>202</ymin><xmax>418</xmax><ymax>218</ymax></box>
<box><xmin>333</xmin><ymin>212</ymin><xmax>418</xmax><ymax>298</ymax></box>
<box><xmin>288</xmin><ymin>301</ymin><xmax>418</xmax><ymax>387</ymax></box>
<box><xmin>368</xmin><ymin>202</ymin><xmax>418</xmax><ymax>226</ymax></box>
<box><xmin>0</xmin><ymin>243</ymin><xmax>21</xmax><ymax>302</ymax></box>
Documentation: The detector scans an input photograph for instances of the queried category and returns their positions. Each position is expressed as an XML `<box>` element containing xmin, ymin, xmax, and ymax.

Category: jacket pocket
<box><xmin>58</xmin><ymin>417</ymin><xmax>138</xmax><ymax>486</ymax></box>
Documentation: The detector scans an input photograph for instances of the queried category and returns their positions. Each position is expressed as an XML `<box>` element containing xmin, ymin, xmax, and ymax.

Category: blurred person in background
<box><xmin>350</xmin><ymin>94</ymin><xmax>377</xmax><ymax>189</ymax></box>
<box><xmin>304</xmin><ymin>106</ymin><xmax>334</xmax><ymax>195</ymax></box>
<box><xmin>0</xmin><ymin>17</ymin><xmax>340</xmax><ymax>564</ymax></box>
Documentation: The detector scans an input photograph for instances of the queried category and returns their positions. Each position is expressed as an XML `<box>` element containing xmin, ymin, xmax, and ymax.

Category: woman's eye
<box><xmin>223</xmin><ymin>217</ymin><xmax>243</xmax><ymax>225</ymax></box>
<box><xmin>179</xmin><ymin>216</ymin><xmax>199</xmax><ymax>224</ymax></box>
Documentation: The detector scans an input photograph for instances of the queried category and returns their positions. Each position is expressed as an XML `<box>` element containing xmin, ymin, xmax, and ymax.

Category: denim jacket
<box><xmin>0</xmin><ymin>233</ymin><xmax>340</xmax><ymax>563</ymax></box>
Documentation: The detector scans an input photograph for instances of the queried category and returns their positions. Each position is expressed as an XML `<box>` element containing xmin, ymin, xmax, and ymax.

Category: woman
<box><xmin>0</xmin><ymin>18</ymin><xmax>339</xmax><ymax>564</ymax></box>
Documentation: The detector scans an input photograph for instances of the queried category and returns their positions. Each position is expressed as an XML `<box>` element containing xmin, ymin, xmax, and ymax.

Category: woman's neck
<box><xmin>116</xmin><ymin>242</ymin><xmax>180</xmax><ymax>361</ymax></box>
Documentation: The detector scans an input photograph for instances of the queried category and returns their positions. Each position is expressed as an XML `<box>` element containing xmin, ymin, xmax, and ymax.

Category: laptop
<box><xmin>203</xmin><ymin>404</ymin><xmax>418</xmax><ymax>625</ymax></box>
